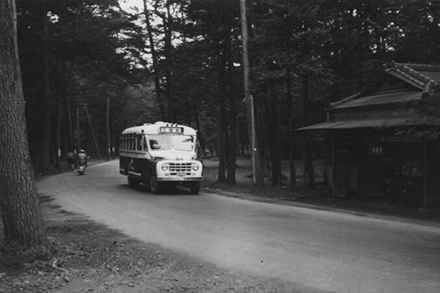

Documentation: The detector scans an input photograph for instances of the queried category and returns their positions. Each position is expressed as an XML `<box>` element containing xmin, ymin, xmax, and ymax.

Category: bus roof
<box><xmin>122</xmin><ymin>121</ymin><xmax>197</xmax><ymax>136</ymax></box>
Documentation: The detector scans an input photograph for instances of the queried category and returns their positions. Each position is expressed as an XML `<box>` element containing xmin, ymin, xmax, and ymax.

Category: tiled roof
<box><xmin>330</xmin><ymin>92</ymin><xmax>362</xmax><ymax>107</ymax></box>
<box><xmin>386</xmin><ymin>63</ymin><xmax>440</xmax><ymax>90</ymax></box>
<box><xmin>332</xmin><ymin>90</ymin><xmax>421</xmax><ymax>109</ymax></box>
<box><xmin>331</xmin><ymin>63</ymin><xmax>440</xmax><ymax>109</ymax></box>
<box><xmin>296</xmin><ymin>117</ymin><xmax>428</xmax><ymax>131</ymax></box>
<box><xmin>298</xmin><ymin>63</ymin><xmax>440</xmax><ymax>131</ymax></box>
<box><xmin>399</xmin><ymin>63</ymin><xmax>440</xmax><ymax>73</ymax></box>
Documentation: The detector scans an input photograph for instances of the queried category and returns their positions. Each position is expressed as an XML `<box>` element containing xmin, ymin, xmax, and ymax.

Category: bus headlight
<box><xmin>161</xmin><ymin>164</ymin><xmax>169</xmax><ymax>171</ymax></box>
<box><xmin>192</xmin><ymin>164</ymin><xmax>199</xmax><ymax>171</ymax></box>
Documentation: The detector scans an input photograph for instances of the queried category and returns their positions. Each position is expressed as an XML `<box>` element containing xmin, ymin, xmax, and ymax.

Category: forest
<box><xmin>14</xmin><ymin>0</ymin><xmax>440</xmax><ymax>187</ymax></box>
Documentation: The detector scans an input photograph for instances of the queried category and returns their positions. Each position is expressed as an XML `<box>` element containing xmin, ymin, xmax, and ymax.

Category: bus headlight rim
<box><xmin>161</xmin><ymin>164</ymin><xmax>169</xmax><ymax>171</ymax></box>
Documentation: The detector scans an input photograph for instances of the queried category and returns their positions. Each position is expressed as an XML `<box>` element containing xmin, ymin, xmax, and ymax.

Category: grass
<box><xmin>201</xmin><ymin>156</ymin><xmax>328</xmax><ymax>200</ymax></box>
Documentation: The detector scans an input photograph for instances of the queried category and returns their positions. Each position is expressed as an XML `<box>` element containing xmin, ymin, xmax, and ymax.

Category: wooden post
<box><xmin>240</xmin><ymin>0</ymin><xmax>264</xmax><ymax>189</ymax></box>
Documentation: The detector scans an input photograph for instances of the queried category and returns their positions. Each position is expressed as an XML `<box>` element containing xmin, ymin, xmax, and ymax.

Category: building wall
<box><xmin>425</xmin><ymin>142</ymin><xmax>440</xmax><ymax>205</ymax></box>
<box><xmin>330</xmin><ymin>132</ymin><xmax>438</xmax><ymax>205</ymax></box>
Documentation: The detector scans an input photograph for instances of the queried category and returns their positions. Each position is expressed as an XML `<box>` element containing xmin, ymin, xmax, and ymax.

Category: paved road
<box><xmin>37</xmin><ymin>161</ymin><xmax>440</xmax><ymax>293</ymax></box>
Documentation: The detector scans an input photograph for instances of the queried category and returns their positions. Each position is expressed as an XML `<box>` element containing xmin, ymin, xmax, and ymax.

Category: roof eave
<box><xmin>386</xmin><ymin>69</ymin><xmax>426</xmax><ymax>90</ymax></box>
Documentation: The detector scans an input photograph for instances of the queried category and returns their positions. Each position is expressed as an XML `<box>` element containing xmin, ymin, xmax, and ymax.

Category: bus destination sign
<box><xmin>159</xmin><ymin>126</ymin><xmax>184</xmax><ymax>134</ymax></box>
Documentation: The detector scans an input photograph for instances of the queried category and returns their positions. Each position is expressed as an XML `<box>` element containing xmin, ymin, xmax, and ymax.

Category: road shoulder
<box><xmin>0</xmin><ymin>196</ymin><xmax>326</xmax><ymax>293</ymax></box>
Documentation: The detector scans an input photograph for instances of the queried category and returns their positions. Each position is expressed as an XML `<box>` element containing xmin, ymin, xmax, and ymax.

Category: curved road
<box><xmin>37</xmin><ymin>161</ymin><xmax>440</xmax><ymax>293</ymax></box>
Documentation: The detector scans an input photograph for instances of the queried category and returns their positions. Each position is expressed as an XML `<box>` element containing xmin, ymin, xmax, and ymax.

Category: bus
<box><xmin>119</xmin><ymin>121</ymin><xmax>203</xmax><ymax>194</ymax></box>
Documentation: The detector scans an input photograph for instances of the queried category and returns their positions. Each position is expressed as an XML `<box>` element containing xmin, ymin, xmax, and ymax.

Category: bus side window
<box><xmin>137</xmin><ymin>135</ymin><xmax>143</xmax><ymax>151</ymax></box>
<box><xmin>143</xmin><ymin>136</ymin><xmax>148</xmax><ymax>150</ymax></box>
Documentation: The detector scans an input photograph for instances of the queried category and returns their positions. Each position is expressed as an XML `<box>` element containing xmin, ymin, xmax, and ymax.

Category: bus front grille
<box><xmin>169</xmin><ymin>163</ymin><xmax>192</xmax><ymax>175</ymax></box>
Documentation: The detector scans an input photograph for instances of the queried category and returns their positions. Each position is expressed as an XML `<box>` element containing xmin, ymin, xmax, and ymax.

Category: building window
<box><xmin>368</xmin><ymin>144</ymin><xmax>383</xmax><ymax>156</ymax></box>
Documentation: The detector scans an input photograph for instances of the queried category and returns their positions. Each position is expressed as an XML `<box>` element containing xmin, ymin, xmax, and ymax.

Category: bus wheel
<box><xmin>128</xmin><ymin>176</ymin><xmax>140</xmax><ymax>188</ymax></box>
<box><xmin>190</xmin><ymin>182</ymin><xmax>201</xmax><ymax>195</ymax></box>
<box><xmin>149</xmin><ymin>172</ymin><xmax>162</xmax><ymax>194</ymax></box>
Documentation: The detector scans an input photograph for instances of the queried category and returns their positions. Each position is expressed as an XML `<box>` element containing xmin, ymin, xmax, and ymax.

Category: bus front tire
<box><xmin>128</xmin><ymin>176</ymin><xmax>140</xmax><ymax>188</ymax></box>
<box><xmin>149</xmin><ymin>173</ymin><xmax>162</xmax><ymax>194</ymax></box>
<box><xmin>190</xmin><ymin>181</ymin><xmax>201</xmax><ymax>195</ymax></box>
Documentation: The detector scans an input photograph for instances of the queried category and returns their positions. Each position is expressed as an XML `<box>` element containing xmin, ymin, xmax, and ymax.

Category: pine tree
<box><xmin>0</xmin><ymin>0</ymin><xmax>46</xmax><ymax>247</ymax></box>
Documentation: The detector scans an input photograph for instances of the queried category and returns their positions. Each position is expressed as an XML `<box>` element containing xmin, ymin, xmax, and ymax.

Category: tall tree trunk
<box><xmin>40</xmin><ymin>11</ymin><xmax>52</xmax><ymax>172</ymax></box>
<box><xmin>55</xmin><ymin>84</ymin><xmax>61</xmax><ymax>170</ymax></box>
<box><xmin>267</xmin><ymin>83</ymin><xmax>281</xmax><ymax>187</ymax></box>
<box><xmin>111</xmin><ymin>118</ymin><xmax>117</xmax><ymax>158</ymax></box>
<box><xmin>302</xmin><ymin>75</ymin><xmax>315</xmax><ymax>192</ymax></box>
<box><xmin>65</xmin><ymin>68</ymin><xmax>74</xmax><ymax>152</ymax></box>
<box><xmin>84</xmin><ymin>104</ymin><xmax>101</xmax><ymax>158</ymax></box>
<box><xmin>225</xmin><ymin>34</ymin><xmax>236</xmax><ymax>185</ymax></box>
<box><xmin>253</xmin><ymin>99</ymin><xmax>266</xmax><ymax>192</ymax></box>
<box><xmin>0</xmin><ymin>0</ymin><xmax>46</xmax><ymax>246</ymax></box>
<box><xmin>143</xmin><ymin>0</ymin><xmax>166</xmax><ymax>120</ymax></box>
<box><xmin>76</xmin><ymin>102</ymin><xmax>81</xmax><ymax>151</ymax></box>
<box><xmin>164</xmin><ymin>1</ymin><xmax>175</xmax><ymax>122</ymax></box>
<box><xmin>106</xmin><ymin>95</ymin><xmax>111</xmax><ymax>159</ymax></box>
<box><xmin>55</xmin><ymin>59</ymin><xmax>67</xmax><ymax>170</ymax></box>
<box><xmin>226</xmin><ymin>97</ymin><xmax>237</xmax><ymax>184</ymax></box>
<box><xmin>216</xmin><ymin>51</ymin><xmax>227</xmax><ymax>183</ymax></box>
<box><xmin>286</xmin><ymin>71</ymin><xmax>297</xmax><ymax>190</ymax></box>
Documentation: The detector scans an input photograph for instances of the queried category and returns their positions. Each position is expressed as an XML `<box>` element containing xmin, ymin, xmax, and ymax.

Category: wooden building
<box><xmin>298</xmin><ymin>63</ymin><xmax>440</xmax><ymax>209</ymax></box>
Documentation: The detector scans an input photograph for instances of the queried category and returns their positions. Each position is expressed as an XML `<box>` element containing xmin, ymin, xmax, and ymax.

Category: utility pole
<box><xmin>240</xmin><ymin>0</ymin><xmax>264</xmax><ymax>190</ymax></box>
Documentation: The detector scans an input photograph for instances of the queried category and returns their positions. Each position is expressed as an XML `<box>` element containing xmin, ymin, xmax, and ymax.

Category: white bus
<box><xmin>119</xmin><ymin>122</ymin><xmax>203</xmax><ymax>194</ymax></box>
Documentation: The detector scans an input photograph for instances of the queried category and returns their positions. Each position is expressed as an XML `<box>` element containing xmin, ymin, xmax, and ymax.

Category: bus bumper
<box><xmin>157</xmin><ymin>177</ymin><xmax>203</xmax><ymax>182</ymax></box>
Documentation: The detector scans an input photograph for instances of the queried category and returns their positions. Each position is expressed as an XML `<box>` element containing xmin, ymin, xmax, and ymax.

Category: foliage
<box><xmin>390</xmin><ymin>1</ymin><xmax>440</xmax><ymax>63</ymax></box>
<box><xmin>118</xmin><ymin>81</ymin><xmax>162</xmax><ymax>128</ymax></box>
<box><xmin>16</xmin><ymin>0</ymin><xmax>145</xmax><ymax>165</ymax></box>
<box><xmin>395</xmin><ymin>83</ymin><xmax>440</xmax><ymax>140</ymax></box>
<box><xmin>13</xmin><ymin>0</ymin><xmax>440</xmax><ymax>180</ymax></box>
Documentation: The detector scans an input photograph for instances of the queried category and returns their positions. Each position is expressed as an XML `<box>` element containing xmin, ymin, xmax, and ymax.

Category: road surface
<box><xmin>37</xmin><ymin>161</ymin><xmax>440</xmax><ymax>293</ymax></box>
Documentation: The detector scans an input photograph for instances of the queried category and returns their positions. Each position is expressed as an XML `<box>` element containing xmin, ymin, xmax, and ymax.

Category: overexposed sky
<box><xmin>119</xmin><ymin>0</ymin><xmax>143</xmax><ymax>12</ymax></box>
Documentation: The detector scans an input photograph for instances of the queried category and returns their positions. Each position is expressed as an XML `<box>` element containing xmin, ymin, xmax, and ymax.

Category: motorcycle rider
<box><xmin>77</xmin><ymin>149</ymin><xmax>88</xmax><ymax>168</ymax></box>
<box><xmin>66</xmin><ymin>151</ymin><xmax>76</xmax><ymax>171</ymax></box>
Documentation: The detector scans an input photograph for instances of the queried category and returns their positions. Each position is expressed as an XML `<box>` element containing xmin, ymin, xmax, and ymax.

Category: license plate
<box><xmin>177</xmin><ymin>172</ymin><xmax>186</xmax><ymax>176</ymax></box>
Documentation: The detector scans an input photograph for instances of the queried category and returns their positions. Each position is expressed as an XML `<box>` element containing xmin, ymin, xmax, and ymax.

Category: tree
<box><xmin>247</xmin><ymin>0</ymin><xmax>333</xmax><ymax>189</ymax></box>
<box><xmin>0</xmin><ymin>0</ymin><xmax>46</xmax><ymax>247</ymax></box>
<box><xmin>142</xmin><ymin>0</ymin><xmax>166</xmax><ymax>120</ymax></box>
<box><xmin>8</xmin><ymin>0</ymin><xmax>440</xmax><ymax>199</ymax></box>
<box><xmin>390</xmin><ymin>1</ymin><xmax>440</xmax><ymax>64</ymax></box>
<box><xmin>17</xmin><ymin>0</ymin><xmax>139</xmax><ymax>166</ymax></box>
<box><xmin>184</xmin><ymin>0</ymin><xmax>242</xmax><ymax>184</ymax></box>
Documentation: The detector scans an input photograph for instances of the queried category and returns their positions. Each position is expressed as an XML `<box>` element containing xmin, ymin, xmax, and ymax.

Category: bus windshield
<box><xmin>148</xmin><ymin>134</ymin><xmax>195</xmax><ymax>152</ymax></box>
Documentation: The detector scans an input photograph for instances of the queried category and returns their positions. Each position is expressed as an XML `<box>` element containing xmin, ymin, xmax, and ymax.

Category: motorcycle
<box><xmin>77</xmin><ymin>159</ymin><xmax>86</xmax><ymax>175</ymax></box>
